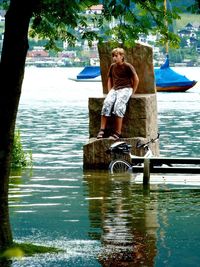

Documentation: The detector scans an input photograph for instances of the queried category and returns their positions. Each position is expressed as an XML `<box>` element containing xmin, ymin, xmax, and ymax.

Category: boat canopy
<box><xmin>154</xmin><ymin>56</ymin><xmax>195</xmax><ymax>87</ymax></box>
<box><xmin>77</xmin><ymin>66</ymin><xmax>101</xmax><ymax>79</ymax></box>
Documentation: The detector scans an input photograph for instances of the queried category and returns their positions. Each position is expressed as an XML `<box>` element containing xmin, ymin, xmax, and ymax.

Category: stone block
<box><xmin>98</xmin><ymin>42</ymin><xmax>156</xmax><ymax>94</ymax></box>
<box><xmin>88</xmin><ymin>94</ymin><xmax>158</xmax><ymax>139</ymax></box>
<box><xmin>83</xmin><ymin>137</ymin><xmax>159</xmax><ymax>170</ymax></box>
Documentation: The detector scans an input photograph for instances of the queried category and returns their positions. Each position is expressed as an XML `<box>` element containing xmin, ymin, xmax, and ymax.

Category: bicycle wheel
<box><xmin>109</xmin><ymin>159</ymin><xmax>132</xmax><ymax>173</ymax></box>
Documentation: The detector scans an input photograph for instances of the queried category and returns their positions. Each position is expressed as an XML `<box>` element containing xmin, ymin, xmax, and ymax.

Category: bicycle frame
<box><xmin>107</xmin><ymin>134</ymin><xmax>160</xmax><ymax>173</ymax></box>
<box><xmin>130</xmin><ymin>140</ymin><xmax>156</xmax><ymax>161</ymax></box>
<box><xmin>134</xmin><ymin>133</ymin><xmax>159</xmax><ymax>156</ymax></box>
<box><xmin>108</xmin><ymin>133</ymin><xmax>159</xmax><ymax>159</ymax></box>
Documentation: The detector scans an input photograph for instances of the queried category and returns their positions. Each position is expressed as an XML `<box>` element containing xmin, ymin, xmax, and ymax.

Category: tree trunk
<box><xmin>0</xmin><ymin>0</ymin><xmax>34</xmax><ymax>251</ymax></box>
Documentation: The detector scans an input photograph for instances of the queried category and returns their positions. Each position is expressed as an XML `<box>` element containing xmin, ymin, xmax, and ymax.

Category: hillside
<box><xmin>175</xmin><ymin>13</ymin><xmax>200</xmax><ymax>30</ymax></box>
<box><xmin>169</xmin><ymin>0</ymin><xmax>199</xmax><ymax>30</ymax></box>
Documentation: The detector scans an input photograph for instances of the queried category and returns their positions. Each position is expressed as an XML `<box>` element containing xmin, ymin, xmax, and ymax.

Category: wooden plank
<box><xmin>130</xmin><ymin>157</ymin><xmax>200</xmax><ymax>184</ymax></box>
<box><xmin>132</xmin><ymin>165</ymin><xmax>200</xmax><ymax>174</ymax></box>
<box><xmin>131</xmin><ymin>157</ymin><xmax>200</xmax><ymax>165</ymax></box>
<box><xmin>132</xmin><ymin>166</ymin><xmax>144</xmax><ymax>172</ymax></box>
<box><xmin>150</xmin><ymin>157</ymin><xmax>200</xmax><ymax>165</ymax></box>
<box><xmin>151</xmin><ymin>166</ymin><xmax>200</xmax><ymax>174</ymax></box>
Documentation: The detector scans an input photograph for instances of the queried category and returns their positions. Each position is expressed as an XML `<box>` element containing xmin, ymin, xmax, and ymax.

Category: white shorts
<box><xmin>101</xmin><ymin>87</ymin><xmax>133</xmax><ymax>118</ymax></box>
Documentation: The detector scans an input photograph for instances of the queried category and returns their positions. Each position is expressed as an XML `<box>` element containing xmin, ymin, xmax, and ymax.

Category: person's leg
<box><xmin>97</xmin><ymin>115</ymin><xmax>107</xmax><ymax>139</ymax></box>
<box><xmin>100</xmin><ymin>115</ymin><xmax>107</xmax><ymax>129</ymax></box>
<box><xmin>111</xmin><ymin>88</ymin><xmax>132</xmax><ymax>139</ymax></box>
<box><xmin>114</xmin><ymin>116</ymin><xmax>123</xmax><ymax>135</ymax></box>
<box><xmin>97</xmin><ymin>89</ymin><xmax>116</xmax><ymax>138</ymax></box>
<box><xmin>108</xmin><ymin>116</ymin><xmax>123</xmax><ymax>140</ymax></box>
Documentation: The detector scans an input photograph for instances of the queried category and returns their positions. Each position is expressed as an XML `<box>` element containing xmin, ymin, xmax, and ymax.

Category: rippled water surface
<box><xmin>8</xmin><ymin>67</ymin><xmax>200</xmax><ymax>266</ymax></box>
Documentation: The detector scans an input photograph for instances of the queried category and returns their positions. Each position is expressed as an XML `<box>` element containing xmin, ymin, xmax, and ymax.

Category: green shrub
<box><xmin>11</xmin><ymin>129</ymin><xmax>32</xmax><ymax>168</ymax></box>
<box><xmin>1</xmin><ymin>242</ymin><xmax>61</xmax><ymax>259</ymax></box>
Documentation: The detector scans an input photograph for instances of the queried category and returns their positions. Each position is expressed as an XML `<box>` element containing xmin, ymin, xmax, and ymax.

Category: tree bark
<box><xmin>0</xmin><ymin>0</ymin><xmax>34</xmax><ymax>251</ymax></box>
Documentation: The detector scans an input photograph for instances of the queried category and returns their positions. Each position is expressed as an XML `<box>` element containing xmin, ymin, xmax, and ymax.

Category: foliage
<box><xmin>11</xmin><ymin>129</ymin><xmax>32</xmax><ymax>169</ymax></box>
<box><xmin>0</xmin><ymin>242</ymin><xmax>61</xmax><ymax>259</ymax></box>
<box><xmin>29</xmin><ymin>0</ymin><xmax>100</xmax><ymax>50</ymax></box>
<box><xmin>31</xmin><ymin>0</ymin><xmax>181</xmax><ymax>49</ymax></box>
<box><xmin>1</xmin><ymin>0</ymin><xmax>198</xmax><ymax>50</ymax></box>
<box><xmin>1</xmin><ymin>0</ymin><xmax>183</xmax><ymax>50</ymax></box>
<box><xmin>186</xmin><ymin>0</ymin><xmax>200</xmax><ymax>13</ymax></box>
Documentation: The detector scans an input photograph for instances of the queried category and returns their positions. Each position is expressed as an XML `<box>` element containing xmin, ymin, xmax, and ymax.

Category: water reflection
<box><xmin>8</xmin><ymin>167</ymin><xmax>200</xmax><ymax>266</ymax></box>
<box><xmin>83</xmin><ymin>171</ymin><xmax>158</xmax><ymax>266</ymax></box>
<box><xmin>83</xmin><ymin>171</ymin><xmax>200</xmax><ymax>267</ymax></box>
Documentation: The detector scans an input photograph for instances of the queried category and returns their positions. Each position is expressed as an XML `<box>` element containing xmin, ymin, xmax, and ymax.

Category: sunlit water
<box><xmin>8</xmin><ymin>67</ymin><xmax>200</xmax><ymax>266</ymax></box>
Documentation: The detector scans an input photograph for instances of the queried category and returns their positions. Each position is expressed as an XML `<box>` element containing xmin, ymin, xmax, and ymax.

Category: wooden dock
<box><xmin>130</xmin><ymin>157</ymin><xmax>200</xmax><ymax>185</ymax></box>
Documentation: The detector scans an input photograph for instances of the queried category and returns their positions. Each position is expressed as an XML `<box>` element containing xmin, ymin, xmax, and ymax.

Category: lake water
<box><xmin>8</xmin><ymin>67</ymin><xmax>200</xmax><ymax>266</ymax></box>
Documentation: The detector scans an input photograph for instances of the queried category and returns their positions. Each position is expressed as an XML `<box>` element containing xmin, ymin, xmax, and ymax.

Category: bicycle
<box><xmin>107</xmin><ymin>134</ymin><xmax>160</xmax><ymax>174</ymax></box>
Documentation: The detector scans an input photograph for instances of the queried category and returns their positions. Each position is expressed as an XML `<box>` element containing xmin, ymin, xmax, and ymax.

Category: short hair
<box><xmin>111</xmin><ymin>48</ymin><xmax>125</xmax><ymax>61</ymax></box>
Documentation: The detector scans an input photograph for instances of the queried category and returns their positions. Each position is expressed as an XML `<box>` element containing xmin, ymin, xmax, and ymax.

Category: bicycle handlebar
<box><xmin>136</xmin><ymin>133</ymin><xmax>160</xmax><ymax>149</ymax></box>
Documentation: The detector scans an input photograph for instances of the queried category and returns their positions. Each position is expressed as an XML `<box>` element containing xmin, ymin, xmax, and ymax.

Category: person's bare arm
<box><xmin>107</xmin><ymin>77</ymin><xmax>113</xmax><ymax>92</ymax></box>
<box><xmin>132</xmin><ymin>72</ymin><xmax>139</xmax><ymax>94</ymax></box>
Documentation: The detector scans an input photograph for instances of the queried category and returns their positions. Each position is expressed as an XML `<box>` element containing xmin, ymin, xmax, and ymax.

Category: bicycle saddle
<box><xmin>107</xmin><ymin>142</ymin><xmax>132</xmax><ymax>154</ymax></box>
